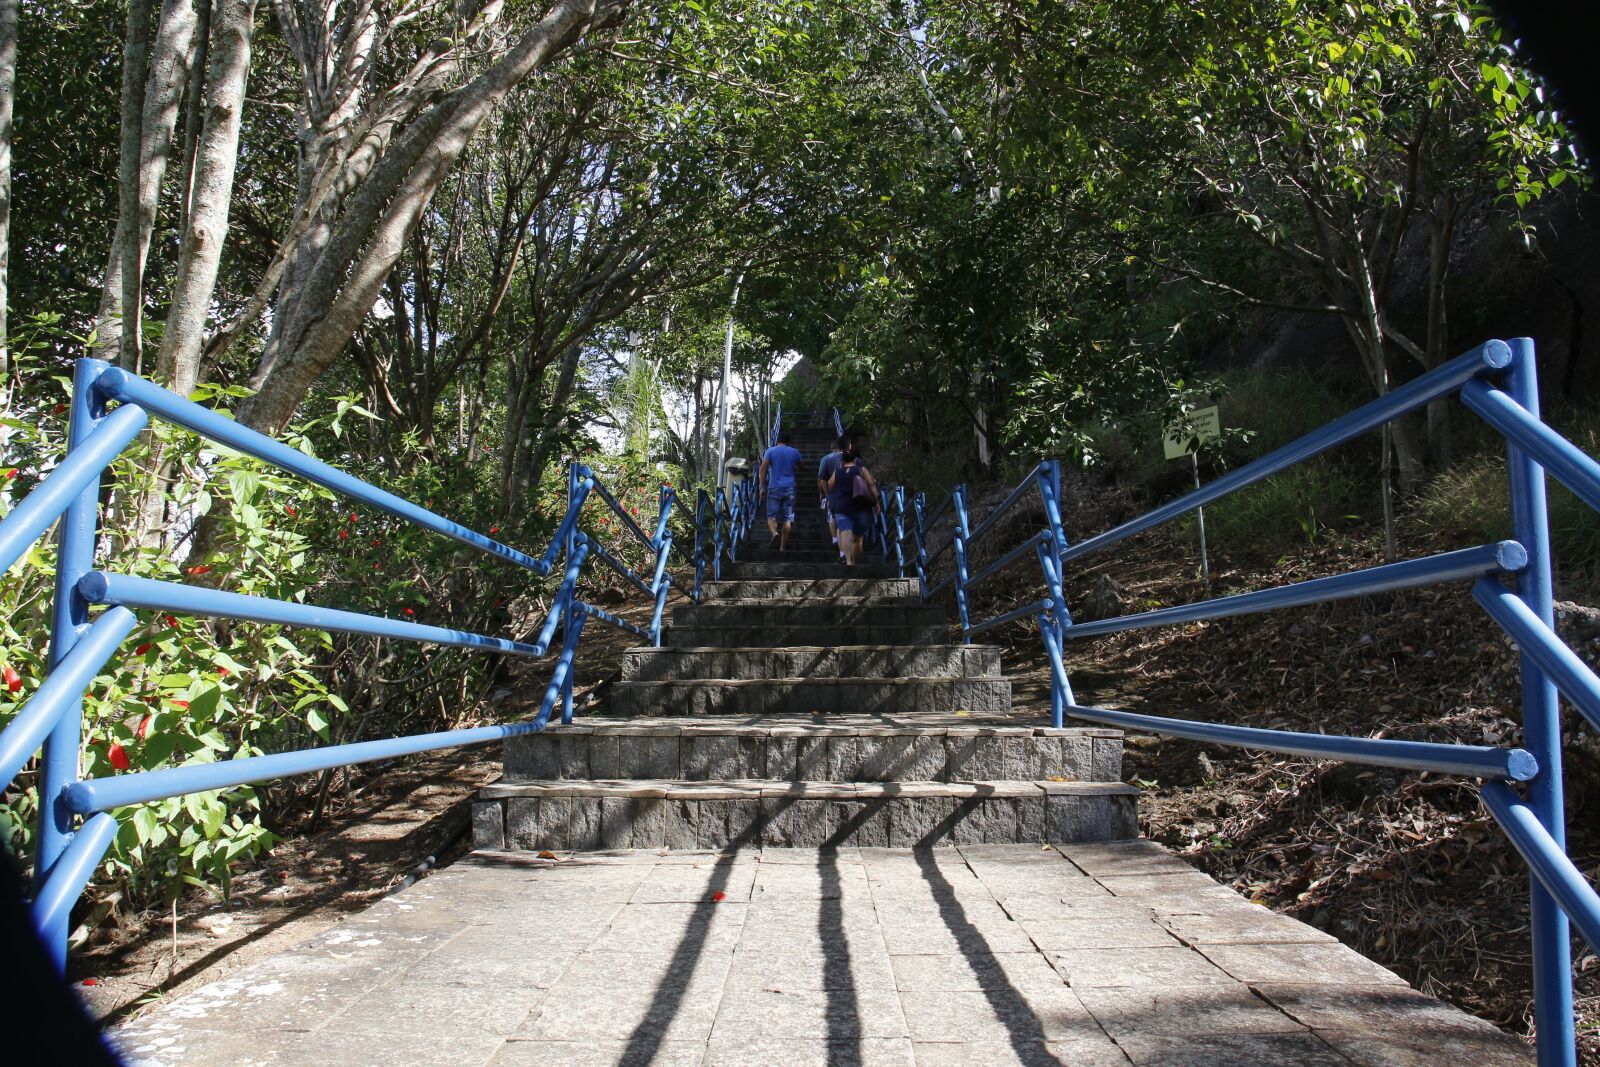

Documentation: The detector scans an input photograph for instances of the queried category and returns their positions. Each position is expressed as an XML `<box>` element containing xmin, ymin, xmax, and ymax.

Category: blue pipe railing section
<box><xmin>0</xmin><ymin>357</ymin><xmax>726</xmax><ymax>971</ymax></box>
<box><xmin>909</xmin><ymin>338</ymin><xmax>1596</xmax><ymax>1066</ymax></box>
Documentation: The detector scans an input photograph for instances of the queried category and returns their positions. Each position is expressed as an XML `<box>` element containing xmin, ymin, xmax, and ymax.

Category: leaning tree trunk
<box><xmin>0</xmin><ymin>0</ymin><xmax>15</xmax><ymax>386</ymax></box>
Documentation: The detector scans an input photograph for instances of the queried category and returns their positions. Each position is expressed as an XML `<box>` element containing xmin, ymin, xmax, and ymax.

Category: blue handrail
<box><xmin>0</xmin><ymin>357</ymin><xmax>700</xmax><ymax>969</ymax></box>
<box><xmin>907</xmin><ymin>337</ymin><xmax>1595</xmax><ymax>1066</ymax></box>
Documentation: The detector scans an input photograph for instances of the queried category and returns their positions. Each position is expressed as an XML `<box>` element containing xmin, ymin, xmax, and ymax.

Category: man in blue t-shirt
<box><xmin>760</xmin><ymin>430</ymin><xmax>803</xmax><ymax>550</ymax></box>
<box><xmin>817</xmin><ymin>434</ymin><xmax>850</xmax><ymax>556</ymax></box>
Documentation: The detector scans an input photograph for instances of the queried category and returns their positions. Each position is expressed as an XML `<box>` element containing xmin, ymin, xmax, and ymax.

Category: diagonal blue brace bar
<box><xmin>0</xmin><ymin>404</ymin><xmax>148</xmax><ymax>576</ymax></box>
<box><xmin>0</xmin><ymin>608</ymin><xmax>138</xmax><ymax>790</ymax></box>
<box><xmin>1063</xmin><ymin>703</ymin><xmax>1537</xmax><ymax>781</ymax></box>
<box><xmin>78</xmin><ymin>572</ymin><xmax>546</xmax><ymax>656</ymax></box>
<box><xmin>30</xmin><ymin>811</ymin><xmax>119</xmax><ymax>958</ymax></box>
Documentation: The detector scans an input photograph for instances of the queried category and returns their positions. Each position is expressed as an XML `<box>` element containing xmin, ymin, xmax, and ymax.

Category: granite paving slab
<box><xmin>107</xmin><ymin>844</ymin><xmax>1530</xmax><ymax>1067</ymax></box>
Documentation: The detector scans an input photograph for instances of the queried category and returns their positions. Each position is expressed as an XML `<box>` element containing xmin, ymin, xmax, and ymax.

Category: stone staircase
<box><xmin>473</xmin><ymin>417</ymin><xmax>1137</xmax><ymax>852</ymax></box>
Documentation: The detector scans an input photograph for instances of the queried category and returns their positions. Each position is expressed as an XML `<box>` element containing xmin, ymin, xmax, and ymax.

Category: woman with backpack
<box><xmin>826</xmin><ymin>448</ymin><xmax>880</xmax><ymax>565</ymax></box>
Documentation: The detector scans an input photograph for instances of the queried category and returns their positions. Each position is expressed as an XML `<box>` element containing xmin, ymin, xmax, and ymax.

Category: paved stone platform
<box><xmin>109</xmin><ymin>842</ymin><xmax>1531</xmax><ymax>1066</ymax></box>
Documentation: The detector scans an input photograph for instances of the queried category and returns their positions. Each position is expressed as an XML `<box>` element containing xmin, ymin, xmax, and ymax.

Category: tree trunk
<box><xmin>237</xmin><ymin>0</ymin><xmax>627</xmax><ymax>438</ymax></box>
<box><xmin>131</xmin><ymin>0</ymin><xmax>255</xmax><ymax>551</ymax></box>
<box><xmin>97</xmin><ymin>0</ymin><xmax>199</xmax><ymax>370</ymax></box>
<box><xmin>0</xmin><ymin>0</ymin><xmax>14</xmax><ymax>385</ymax></box>
<box><xmin>1422</xmin><ymin>197</ymin><xmax>1456</xmax><ymax>471</ymax></box>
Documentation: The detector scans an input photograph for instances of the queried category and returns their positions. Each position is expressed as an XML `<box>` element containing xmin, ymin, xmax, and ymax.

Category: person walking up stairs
<box><xmin>759</xmin><ymin>430</ymin><xmax>804</xmax><ymax>552</ymax></box>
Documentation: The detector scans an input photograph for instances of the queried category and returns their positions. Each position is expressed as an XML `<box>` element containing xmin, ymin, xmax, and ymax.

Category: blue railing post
<box><xmin>559</xmin><ymin>605</ymin><xmax>588</xmax><ymax>726</ymax></box>
<box><xmin>951</xmin><ymin>485</ymin><xmax>973</xmax><ymax>642</ymax></box>
<box><xmin>1504</xmin><ymin>339</ymin><xmax>1574</xmax><ymax>1067</ymax></box>
<box><xmin>712</xmin><ymin>487</ymin><xmax>726</xmax><ymax>582</ymax></box>
<box><xmin>1035</xmin><ymin>543</ymin><xmax>1076</xmax><ymax>727</ymax></box>
<box><xmin>912</xmin><ymin>492</ymin><xmax>929</xmax><ymax>600</ymax></box>
<box><xmin>893</xmin><ymin>486</ymin><xmax>907</xmax><ymax>578</ymax></box>
<box><xmin>35</xmin><ymin>356</ymin><xmax>112</xmax><ymax>969</ymax></box>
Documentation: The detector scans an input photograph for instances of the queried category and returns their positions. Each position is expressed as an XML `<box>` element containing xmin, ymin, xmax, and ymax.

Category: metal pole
<box><xmin>1504</xmin><ymin>338</ymin><xmax>1574</xmax><ymax>1067</ymax></box>
<box><xmin>1192</xmin><ymin>451</ymin><xmax>1211</xmax><ymax>594</ymax></box>
<box><xmin>952</xmin><ymin>486</ymin><xmax>973</xmax><ymax>643</ymax></box>
<box><xmin>716</xmin><ymin>261</ymin><xmax>751</xmax><ymax>491</ymax></box>
<box><xmin>36</xmin><ymin>356</ymin><xmax>110</xmax><ymax>969</ymax></box>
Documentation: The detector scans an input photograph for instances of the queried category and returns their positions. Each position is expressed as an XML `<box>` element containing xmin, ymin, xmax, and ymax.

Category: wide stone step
<box><xmin>670</xmin><ymin>622</ymin><xmax>947</xmax><ymax>646</ymax></box>
<box><xmin>673</xmin><ymin>601</ymin><xmax>945</xmax><ymax>629</ymax></box>
<box><xmin>610</xmin><ymin>675</ymin><xmax>1011</xmax><ymax>716</ymax></box>
<box><xmin>720</xmin><ymin>561</ymin><xmax>903</xmax><ymax>580</ymax></box>
<box><xmin>473</xmin><ymin>779</ymin><xmax>1139</xmax><ymax>850</ymax></box>
<box><xmin>620</xmin><ymin>643</ymin><xmax>997</xmax><ymax>681</ymax></box>
<box><xmin>502</xmin><ymin>715</ymin><xmax>1121</xmax><ymax>783</ymax></box>
<box><xmin>701</xmin><ymin>578</ymin><xmax>920</xmax><ymax>600</ymax></box>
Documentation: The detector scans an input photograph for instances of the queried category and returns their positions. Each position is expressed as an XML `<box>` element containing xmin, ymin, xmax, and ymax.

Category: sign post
<box><xmin>1163</xmin><ymin>405</ymin><xmax>1221</xmax><ymax>594</ymax></box>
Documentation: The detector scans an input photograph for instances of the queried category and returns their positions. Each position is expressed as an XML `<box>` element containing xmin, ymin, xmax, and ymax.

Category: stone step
<box><xmin>473</xmin><ymin>779</ymin><xmax>1140</xmax><ymax>850</ymax></box>
<box><xmin>701</xmin><ymin>578</ymin><xmax>920</xmax><ymax>600</ymax></box>
<box><xmin>502</xmin><ymin>715</ymin><xmax>1121</xmax><ymax>783</ymax></box>
<box><xmin>743</xmin><ymin>547</ymin><xmax>854</xmax><ymax>563</ymax></box>
<box><xmin>619</xmin><ymin>643</ymin><xmax>996</xmax><ymax>681</ymax></box>
<box><xmin>670</xmin><ymin>623</ymin><xmax>946</xmax><ymax>646</ymax></box>
<box><xmin>610</xmin><ymin>675</ymin><xmax>1011</xmax><ymax>716</ymax></box>
<box><xmin>673</xmin><ymin>601</ymin><xmax>945</xmax><ymax>629</ymax></box>
<box><xmin>720</xmin><ymin>561</ymin><xmax>903</xmax><ymax>580</ymax></box>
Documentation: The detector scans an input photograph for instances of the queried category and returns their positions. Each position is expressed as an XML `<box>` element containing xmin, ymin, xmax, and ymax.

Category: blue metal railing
<box><xmin>0</xmin><ymin>357</ymin><xmax>725</xmax><ymax>970</ymax></box>
<box><xmin>910</xmin><ymin>338</ymin><xmax>1597</xmax><ymax>1066</ymax></box>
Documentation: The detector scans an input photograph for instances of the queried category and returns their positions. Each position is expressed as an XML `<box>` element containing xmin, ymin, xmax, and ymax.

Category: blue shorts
<box><xmin>833</xmin><ymin>507</ymin><xmax>871</xmax><ymax>533</ymax></box>
<box><xmin>766</xmin><ymin>487</ymin><xmax>796</xmax><ymax>523</ymax></box>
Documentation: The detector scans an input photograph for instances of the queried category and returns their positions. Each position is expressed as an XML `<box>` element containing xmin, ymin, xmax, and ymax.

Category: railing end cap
<box><xmin>1505</xmin><ymin>748</ymin><xmax>1540</xmax><ymax>782</ymax></box>
<box><xmin>76</xmin><ymin>571</ymin><xmax>112</xmax><ymax>603</ymax></box>
<box><xmin>1480</xmin><ymin>339</ymin><xmax>1514</xmax><ymax>371</ymax></box>
<box><xmin>1494</xmin><ymin>539</ymin><xmax>1529</xmax><ymax>574</ymax></box>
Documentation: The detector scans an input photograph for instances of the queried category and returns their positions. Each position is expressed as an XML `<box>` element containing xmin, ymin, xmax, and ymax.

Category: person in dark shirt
<box><xmin>826</xmin><ymin>448</ymin><xmax>880</xmax><ymax>565</ymax></box>
<box><xmin>817</xmin><ymin>435</ymin><xmax>850</xmax><ymax>559</ymax></box>
<box><xmin>760</xmin><ymin>430</ymin><xmax>804</xmax><ymax>551</ymax></box>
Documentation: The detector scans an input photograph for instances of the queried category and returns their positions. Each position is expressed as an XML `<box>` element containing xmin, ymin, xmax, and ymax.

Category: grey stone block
<box><xmin>888</xmin><ymin>796</ymin><xmax>959</xmax><ymax>847</ymax></box>
<box><xmin>664</xmin><ymin>799</ymin><xmax>699</xmax><ymax>849</ymax></box>
<box><xmin>472</xmin><ymin>801</ymin><xmax>505</xmax><ymax>850</ymax></box>
<box><xmin>505</xmin><ymin>737</ymin><xmax>560</xmax><ymax>780</ymax></box>
<box><xmin>1015</xmin><ymin>796</ymin><xmax>1047</xmax><ymax>843</ymax></box>
<box><xmin>598</xmin><ymin>798</ymin><xmax>634</xmax><ymax>849</ymax></box>
<box><xmin>827</xmin><ymin>735</ymin><xmax>863</xmax><ymax>780</ymax></box>
<box><xmin>589</xmin><ymin>735</ymin><xmax>620</xmax><ymax>779</ymax></box>
<box><xmin>506</xmin><ymin>797</ymin><xmax>542</xmax><ymax>851</ymax></box>
<box><xmin>684</xmin><ymin>734</ymin><xmax>743</xmax><ymax>779</ymax></box>
<box><xmin>556</xmin><ymin>735</ymin><xmax>591</xmax><ymax>780</ymax></box>
<box><xmin>724</xmin><ymin>799</ymin><xmax>764</xmax><ymax>848</ymax></box>
<box><xmin>627</xmin><ymin>798</ymin><xmax>668</xmax><ymax>849</ymax></box>
<box><xmin>765</xmin><ymin>737</ymin><xmax>798</xmax><ymax>779</ymax></box>
<box><xmin>830</xmin><ymin>798</ymin><xmax>891</xmax><ymax>847</ymax></box>
<box><xmin>619</xmin><ymin>733</ymin><xmax>679</xmax><ymax>779</ymax></box>
<box><xmin>1047</xmin><ymin>794</ymin><xmax>1138</xmax><ymax>844</ymax></box>
<box><xmin>761</xmin><ymin>798</ymin><xmax>833</xmax><ymax>847</ymax></box>
<box><xmin>1093</xmin><ymin>737</ymin><xmax>1124</xmax><ymax>781</ymax></box>
<box><xmin>795</xmin><ymin>736</ymin><xmax>829</xmax><ymax>778</ymax></box>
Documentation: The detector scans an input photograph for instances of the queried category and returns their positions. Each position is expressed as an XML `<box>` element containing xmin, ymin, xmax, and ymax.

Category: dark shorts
<box><xmin>766</xmin><ymin>487</ymin><xmax>796</xmax><ymax>523</ymax></box>
<box><xmin>834</xmin><ymin>507</ymin><xmax>871</xmax><ymax>533</ymax></box>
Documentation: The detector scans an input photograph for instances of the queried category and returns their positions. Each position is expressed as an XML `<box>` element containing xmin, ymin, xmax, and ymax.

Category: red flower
<box><xmin>426</xmin><ymin>500</ymin><xmax>433</xmax><ymax>508</ymax></box>
<box><xmin>710</xmin><ymin>891</ymin><xmax>727</xmax><ymax>903</ymax></box>
<box><xmin>53</xmin><ymin>403</ymin><xmax>66</xmax><ymax>414</ymax></box>
<box><xmin>171</xmin><ymin>700</ymin><xmax>190</xmax><ymax>710</ymax></box>
<box><xmin>134</xmin><ymin>643</ymin><xmax>152</xmax><ymax>656</ymax></box>
<box><xmin>285</xmin><ymin>506</ymin><xmax>297</xmax><ymax>517</ymax></box>
<box><xmin>108</xmin><ymin>741</ymin><xmax>130</xmax><ymax>770</ymax></box>
<box><xmin>217</xmin><ymin>667</ymin><xmax>230</xmax><ymax>677</ymax></box>
<box><xmin>403</xmin><ymin>607</ymin><xmax>415</xmax><ymax>616</ymax></box>
<box><xmin>348</xmin><ymin>513</ymin><xmax>358</xmax><ymax>523</ymax></box>
<box><xmin>186</xmin><ymin>564</ymin><xmax>213</xmax><ymax>576</ymax></box>
<box><xmin>136</xmin><ymin>714</ymin><xmax>153</xmax><ymax>740</ymax></box>
<box><xmin>3</xmin><ymin>665</ymin><xmax>21</xmax><ymax>693</ymax></box>
<box><xmin>81</xmin><ymin>978</ymin><xmax>98</xmax><ymax>987</ymax></box>
<box><xmin>488</xmin><ymin>527</ymin><xmax>500</xmax><ymax>535</ymax></box>
<box><xmin>494</xmin><ymin>599</ymin><xmax>504</xmax><ymax>607</ymax></box>
<box><xmin>4</xmin><ymin>469</ymin><xmax>16</xmax><ymax>480</ymax></box>
<box><xmin>339</xmin><ymin>529</ymin><xmax>349</xmax><ymax>540</ymax></box>
<box><xmin>164</xmin><ymin>615</ymin><xmax>179</xmax><ymax>629</ymax></box>
<box><xmin>370</xmin><ymin>538</ymin><xmax>382</xmax><ymax>547</ymax></box>
<box><xmin>372</xmin><ymin>563</ymin><xmax>380</xmax><ymax>570</ymax></box>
